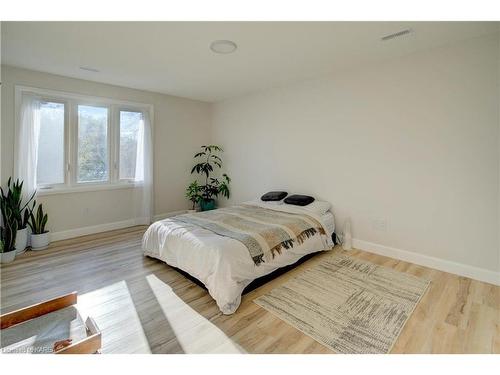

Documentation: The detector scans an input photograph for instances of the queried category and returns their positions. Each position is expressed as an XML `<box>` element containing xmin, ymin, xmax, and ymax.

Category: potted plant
<box><xmin>189</xmin><ymin>145</ymin><xmax>231</xmax><ymax>211</ymax></box>
<box><xmin>0</xmin><ymin>204</ymin><xmax>18</xmax><ymax>263</ymax></box>
<box><xmin>185</xmin><ymin>181</ymin><xmax>202</xmax><ymax>212</ymax></box>
<box><xmin>0</xmin><ymin>178</ymin><xmax>35</xmax><ymax>255</ymax></box>
<box><xmin>28</xmin><ymin>201</ymin><xmax>50</xmax><ymax>250</ymax></box>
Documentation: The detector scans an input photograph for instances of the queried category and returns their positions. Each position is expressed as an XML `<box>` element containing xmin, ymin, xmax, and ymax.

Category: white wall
<box><xmin>1</xmin><ymin>65</ymin><xmax>211</xmax><ymax>233</ymax></box>
<box><xmin>212</xmin><ymin>34</ymin><xmax>500</xmax><ymax>276</ymax></box>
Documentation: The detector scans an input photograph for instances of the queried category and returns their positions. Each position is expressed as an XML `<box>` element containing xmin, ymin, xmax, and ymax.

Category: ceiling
<box><xmin>1</xmin><ymin>22</ymin><xmax>498</xmax><ymax>102</ymax></box>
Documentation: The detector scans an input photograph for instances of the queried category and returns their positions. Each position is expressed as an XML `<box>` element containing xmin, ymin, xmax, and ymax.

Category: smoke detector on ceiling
<box><xmin>381</xmin><ymin>28</ymin><xmax>414</xmax><ymax>41</ymax></box>
<box><xmin>210</xmin><ymin>40</ymin><xmax>237</xmax><ymax>54</ymax></box>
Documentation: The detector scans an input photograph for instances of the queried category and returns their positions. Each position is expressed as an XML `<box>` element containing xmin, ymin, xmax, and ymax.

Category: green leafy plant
<box><xmin>0</xmin><ymin>177</ymin><xmax>36</xmax><ymax>230</ymax></box>
<box><xmin>28</xmin><ymin>202</ymin><xmax>49</xmax><ymax>235</ymax></box>
<box><xmin>188</xmin><ymin>145</ymin><xmax>231</xmax><ymax>210</ymax></box>
<box><xmin>185</xmin><ymin>181</ymin><xmax>202</xmax><ymax>210</ymax></box>
<box><xmin>0</xmin><ymin>204</ymin><xmax>18</xmax><ymax>253</ymax></box>
<box><xmin>209</xmin><ymin>174</ymin><xmax>231</xmax><ymax>199</ymax></box>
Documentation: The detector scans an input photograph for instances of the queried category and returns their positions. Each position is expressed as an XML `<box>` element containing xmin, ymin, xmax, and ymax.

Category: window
<box><xmin>119</xmin><ymin>110</ymin><xmax>142</xmax><ymax>180</ymax></box>
<box><xmin>77</xmin><ymin>105</ymin><xmax>109</xmax><ymax>183</ymax></box>
<box><xmin>37</xmin><ymin>101</ymin><xmax>65</xmax><ymax>186</ymax></box>
<box><xmin>18</xmin><ymin>87</ymin><xmax>152</xmax><ymax>193</ymax></box>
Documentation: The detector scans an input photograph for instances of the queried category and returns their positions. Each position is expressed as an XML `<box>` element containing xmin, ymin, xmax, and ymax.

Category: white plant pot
<box><xmin>30</xmin><ymin>232</ymin><xmax>50</xmax><ymax>251</ymax></box>
<box><xmin>15</xmin><ymin>227</ymin><xmax>29</xmax><ymax>255</ymax></box>
<box><xmin>0</xmin><ymin>251</ymin><xmax>16</xmax><ymax>263</ymax></box>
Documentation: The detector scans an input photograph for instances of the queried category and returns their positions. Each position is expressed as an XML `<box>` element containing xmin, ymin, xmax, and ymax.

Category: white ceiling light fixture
<box><xmin>210</xmin><ymin>40</ymin><xmax>237</xmax><ymax>54</ymax></box>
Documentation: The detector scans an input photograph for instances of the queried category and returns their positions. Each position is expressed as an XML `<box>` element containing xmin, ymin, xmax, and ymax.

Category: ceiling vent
<box><xmin>381</xmin><ymin>28</ymin><xmax>413</xmax><ymax>41</ymax></box>
<box><xmin>79</xmin><ymin>66</ymin><xmax>99</xmax><ymax>73</ymax></box>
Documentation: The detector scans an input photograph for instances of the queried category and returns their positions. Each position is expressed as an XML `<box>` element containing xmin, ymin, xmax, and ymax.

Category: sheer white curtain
<box><xmin>14</xmin><ymin>93</ymin><xmax>41</xmax><ymax>200</ymax></box>
<box><xmin>134</xmin><ymin>110</ymin><xmax>153</xmax><ymax>224</ymax></box>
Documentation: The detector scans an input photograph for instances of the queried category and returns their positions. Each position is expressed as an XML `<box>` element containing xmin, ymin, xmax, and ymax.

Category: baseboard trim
<box><xmin>50</xmin><ymin>211</ymin><xmax>189</xmax><ymax>242</ymax></box>
<box><xmin>50</xmin><ymin>218</ymin><xmax>145</xmax><ymax>242</ymax></box>
<box><xmin>352</xmin><ymin>238</ymin><xmax>500</xmax><ymax>286</ymax></box>
<box><xmin>49</xmin><ymin>220</ymin><xmax>499</xmax><ymax>286</ymax></box>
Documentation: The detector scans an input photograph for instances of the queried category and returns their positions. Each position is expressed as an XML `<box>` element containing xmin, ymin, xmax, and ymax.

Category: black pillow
<box><xmin>284</xmin><ymin>194</ymin><xmax>315</xmax><ymax>206</ymax></box>
<box><xmin>261</xmin><ymin>191</ymin><xmax>288</xmax><ymax>201</ymax></box>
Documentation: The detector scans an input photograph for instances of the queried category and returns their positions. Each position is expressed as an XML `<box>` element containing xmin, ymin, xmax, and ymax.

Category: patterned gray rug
<box><xmin>254</xmin><ymin>254</ymin><xmax>430</xmax><ymax>354</ymax></box>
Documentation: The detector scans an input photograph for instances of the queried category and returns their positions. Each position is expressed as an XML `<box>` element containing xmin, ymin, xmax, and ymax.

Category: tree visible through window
<box><xmin>77</xmin><ymin>105</ymin><xmax>109</xmax><ymax>183</ymax></box>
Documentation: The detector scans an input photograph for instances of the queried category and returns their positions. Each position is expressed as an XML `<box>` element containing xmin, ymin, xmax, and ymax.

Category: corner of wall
<box><xmin>497</xmin><ymin>30</ymin><xmax>500</xmax><ymax>274</ymax></box>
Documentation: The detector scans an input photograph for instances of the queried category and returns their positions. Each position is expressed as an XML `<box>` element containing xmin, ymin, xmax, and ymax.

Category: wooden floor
<box><xmin>1</xmin><ymin>226</ymin><xmax>498</xmax><ymax>354</ymax></box>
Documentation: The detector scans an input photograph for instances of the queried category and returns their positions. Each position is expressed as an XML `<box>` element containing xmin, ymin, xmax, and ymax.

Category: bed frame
<box><xmin>171</xmin><ymin>232</ymin><xmax>338</xmax><ymax>295</ymax></box>
<box><xmin>171</xmin><ymin>250</ymin><xmax>322</xmax><ymax>296</ymax></box>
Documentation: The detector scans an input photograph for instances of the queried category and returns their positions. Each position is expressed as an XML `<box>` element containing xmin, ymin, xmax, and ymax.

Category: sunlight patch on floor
<box><xmin>146</xmin><ymin>274</ymin><xmax>246</xmax><ymax>353</ymax></box>
<box><xmin>78</xmin><ymin>280</ymin><xmax>151</xmax><ymax>353</ymax></box>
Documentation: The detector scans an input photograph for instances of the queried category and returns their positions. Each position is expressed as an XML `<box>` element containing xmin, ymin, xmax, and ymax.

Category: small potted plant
<box><xmin>0</xmin><ymin>178</ymin><xmax>36</xmax><ymax>255</ymax></box>
<box><xmin>28</xmin><ymin>201</ymin><xmax>50</xmax><ymax>251</ymax></box>
<box><xmin>185</xmin><ymin>181</ymin><xmax>202</xmax><ymax>212</ymax></box>
<box><xmin>0</xmin><ymin>205</ymin><xmax>18</xmax><ymax>263</ymax></box>
<box><xmin>189</xmin><ymin>145</ymin><xmax>231</xmax><ymax>211</ymax></box>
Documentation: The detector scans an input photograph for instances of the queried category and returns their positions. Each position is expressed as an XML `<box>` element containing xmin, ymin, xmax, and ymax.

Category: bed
<box><xmin>142</xmin><ymin>199</ymin><xmax>335</xmax><ymax>314</ymax></box>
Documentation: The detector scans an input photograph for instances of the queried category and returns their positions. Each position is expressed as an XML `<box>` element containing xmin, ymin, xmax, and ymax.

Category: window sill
<box><xmin>37</xmin><ymin>182</ymin><xmax>144</xmax><ymax>196</ymax></box>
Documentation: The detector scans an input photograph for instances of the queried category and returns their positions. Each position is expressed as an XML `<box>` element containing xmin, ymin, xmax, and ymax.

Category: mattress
<box><xmin>143</xmin><ymin>201</ymin><xmax>335</xmax><ymax>314</ymax></box>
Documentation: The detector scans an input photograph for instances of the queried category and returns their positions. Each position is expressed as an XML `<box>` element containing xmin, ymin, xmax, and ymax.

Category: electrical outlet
<box><xmin>371</xmin><ymin>218</ymin><xmax>387</xmax><ymax>232</ymax></box>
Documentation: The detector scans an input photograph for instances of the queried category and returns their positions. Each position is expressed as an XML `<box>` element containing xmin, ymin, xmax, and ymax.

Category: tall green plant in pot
<box><xmin>0</xmin><ymin>204</ymin><xmax>18</xmax><ymax>263</ymax></box>
<box><xmin>0</xmin><ymin>178</ymin><xmax>36</xmax><ymax>255</ymax></box>
<box><xmin>188</xmin><ymin>145</ymin><xmax>231</xmax><ymax>211</ymax></box>
<box><xmin>28</xmin><ymin>201</ymin><xmax>50</xmax><ymax>251</ymax></box>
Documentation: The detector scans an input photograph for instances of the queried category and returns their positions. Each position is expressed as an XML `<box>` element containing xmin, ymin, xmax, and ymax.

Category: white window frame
<box><xmin>15</xmin><ymin>85</ymin><xmax>154</xmax><ymax>196</ymax></box>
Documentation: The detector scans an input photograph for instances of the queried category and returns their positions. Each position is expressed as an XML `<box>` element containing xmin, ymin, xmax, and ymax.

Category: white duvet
<box><xmin>142</xmin><ymin>200</ymin><xmax>335</xmax><ymax>314</ymax></box>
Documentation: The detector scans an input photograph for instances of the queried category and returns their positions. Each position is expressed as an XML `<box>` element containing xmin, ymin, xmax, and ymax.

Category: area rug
<box><xmin>254</xmin><ymin>254</ymin><xmax>430</xmax><ymax>354</ymax></box>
